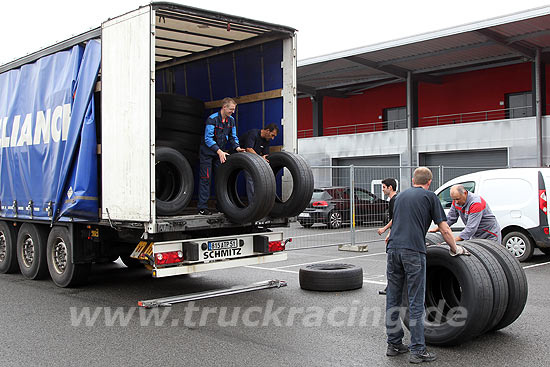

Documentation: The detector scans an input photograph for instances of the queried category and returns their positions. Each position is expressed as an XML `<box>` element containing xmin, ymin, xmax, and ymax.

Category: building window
<box><xmin>506</xmin><ymin>91</ymin><xmax>533</xmax><ymax>119</ymax></box>
<box><xmin>383</xmin><ymin>106</ymin><xmax>407</xmax><ymax>130</ymax></box>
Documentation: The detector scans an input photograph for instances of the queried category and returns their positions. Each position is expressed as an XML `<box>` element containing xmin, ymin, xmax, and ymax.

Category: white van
<box><xmin>434</xmin><ymin>168</ymin><xmax>550</xmax><ymax>262</ymax></box>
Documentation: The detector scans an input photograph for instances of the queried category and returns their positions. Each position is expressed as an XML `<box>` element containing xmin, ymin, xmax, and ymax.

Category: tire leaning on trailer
<box><xmin>47</xmin><ymin>226</ymin><xmax>91</xmax><ymax>288</ymax></box>
<box><xmin>267</xmin><ymin>151</ymin><xmax>314</xmax><ymax>218</ymax></box>
<box><xmin>215</xmin><ymin>153</ymin><xmax>276</xmax><ymax>224</ymax></box>
<box><xmin>16</xmin><ymin>223</ymin><xmax>49</xmax><ymax>280</ymax></box>
<box><xmin>0</xmin><ymin>221</ymin><xmax>19</xmax><ymax>274</ymax></box>
<box><xmin>155</xmin><ymin>146</ymin><xmax>194</xmax><ymax>216</ymax></box>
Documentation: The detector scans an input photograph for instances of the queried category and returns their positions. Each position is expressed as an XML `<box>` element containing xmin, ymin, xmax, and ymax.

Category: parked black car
<box><xmin>297</xmin><ymin>187</ymin><xmax>389</xmax><ymax>229</ymax></box>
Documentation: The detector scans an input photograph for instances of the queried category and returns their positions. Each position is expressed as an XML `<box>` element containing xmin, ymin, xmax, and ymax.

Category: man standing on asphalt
<box><xmin>429</xmin><ymin>184</ymin><xmax>501</xmax><ymax>243</ymax></box>
<box><xmin>377</xmin><ymin>177</ymin><xmax>398</xmax><ymax>295</ymax></box>
<box><xmin>240</xmin><ymin>123</ymin><xmax>279</xmax><ymax>202</ymax></box>
<box><xmin>197</xmin><ymin>97</ymin><xmax>245</xmax><ymax>215</ymax></box>
<box><xmin>385</xmin><ymin>167</ymin><xmax>468</xmax><ymax>363</ymax></box>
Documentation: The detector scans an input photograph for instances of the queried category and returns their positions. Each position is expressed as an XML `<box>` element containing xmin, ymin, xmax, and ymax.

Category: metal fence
<box><xmin>275</xmin><ymin>165</ymin><xmax>503</xmax><ymax>250</ymax></box>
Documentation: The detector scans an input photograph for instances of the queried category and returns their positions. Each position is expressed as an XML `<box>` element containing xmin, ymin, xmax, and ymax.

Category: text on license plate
<box><xmin>299</xmin><ymin>213</ymin><xmax>310</xmax><ymax>217</ymax></box>
<box><xmin>208</xmin><ymin>239</ymin><xmax>238</xmax><ymax>250</ymax></box>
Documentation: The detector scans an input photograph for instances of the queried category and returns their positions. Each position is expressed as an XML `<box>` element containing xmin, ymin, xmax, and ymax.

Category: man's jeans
<box><xmin>386</xmin><ymin>248</ymin><xmax>426</xmax><ymax>354</ymax></box>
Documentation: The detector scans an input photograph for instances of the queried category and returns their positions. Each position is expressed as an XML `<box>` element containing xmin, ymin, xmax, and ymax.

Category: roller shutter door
<box><xmin>332</xmin><ymin>155</ymin><xmax>400</xmax><ymax>189</ymax></box>
<box><xmin>419</xmin><ymin>149</ymin><xmax>508</xmax><ymax>186</ymax></box>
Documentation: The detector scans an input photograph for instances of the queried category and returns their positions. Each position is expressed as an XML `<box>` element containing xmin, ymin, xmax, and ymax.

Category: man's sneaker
<box><xmin>409</xmin><ymin>350</ymin><xmax>437</xmax><ymax>363</ymax></box>
<box><xmin>386</xmin><ymin>343</ymin><xmax>409</xmax><ymax>357</ymax></box>
<box><xmin>379</xmin><ymin>286</ymin><xmax>387</xmax><ymax>295</ymax></box>
<box><xmin>198</xmin><ymin>209</ymin><xmax>212</xmax><ymax>215</ymax></box>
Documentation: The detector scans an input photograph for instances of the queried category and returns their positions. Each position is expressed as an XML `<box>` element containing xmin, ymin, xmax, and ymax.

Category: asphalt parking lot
<box><xmin>1</xmin><ymin>233</ymin><xmax>549</xmax><ymax>367</ymax></box>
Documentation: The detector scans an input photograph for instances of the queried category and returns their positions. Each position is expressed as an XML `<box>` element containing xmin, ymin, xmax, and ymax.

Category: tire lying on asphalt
<box><xmin>155</xmin><ymin>146</ymin><xmax>194</xmax><ymax>216</ymax></box>
<box><xmin>0</xmin><ymin>220</ymin><xmax>19</xmax><ymax>274</ymax></box>
<box><xmin>402</xmin><ymin>243</ymin><xmax>494</xmax><ymax>346</ymax></box>
<box><xmin>299</xmin><ymin>263</ymin><xmax>363</xmax><ymax>291</ymax></box>
<box><xmin>267</xmin><ymin>151</ymin><xmax>314</xmax><ymax>218</ymax></box>
<box><xmin>215</xmin><ymin>153</ymin><xmax>275</xmax><ymax>224</ymax></box>
<box><xmin>468</xmin><ymin>239</ymin><xmax>529</xmax><ymax>331</ymax></box>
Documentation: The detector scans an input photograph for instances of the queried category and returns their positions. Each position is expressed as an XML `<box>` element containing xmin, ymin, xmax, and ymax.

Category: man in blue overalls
<box><xmin>198</xmin><ymin>97</ymin><xmax>244</xmax><ymax>215</ymax></box>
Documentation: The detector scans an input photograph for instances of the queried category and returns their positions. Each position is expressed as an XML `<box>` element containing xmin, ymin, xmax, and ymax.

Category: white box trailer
<box><xmin>0</xmin><ymin>3</ymin><xmax>301</xmax><ymax>287</ymax></box>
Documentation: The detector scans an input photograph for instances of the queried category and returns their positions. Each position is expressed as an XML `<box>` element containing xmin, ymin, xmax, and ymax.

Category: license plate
<box><xmin>208</xmin><ymin>239</ymin><xmax>238</xmax><ymax>250</ymax></box>
<box><xmin>299</xmin><ymin>213</ymin><xmax>310</xmax><ymax>218</ymax></box>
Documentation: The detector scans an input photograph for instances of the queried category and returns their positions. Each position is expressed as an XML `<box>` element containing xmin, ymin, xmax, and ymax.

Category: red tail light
<box><xmin>269</xmin><ymin>240</ymin><xmax>285</xmax><ymax>252</ymax></box>
<box><xmin>544</xmin><ymin>227</ymin><xmax>549</xmax><ymax>235</ymax></box>
<box><xmin>540</xmin><ymin>190</ymin><xmax>547</xmax><ymax>214</ymax></box>
<box><xmin>312</xmin><ymin>201</ymin><xmax>328</xmax><ymax>207</ymax></box>
<box><xmin>155</xmin><ymin>251</ymin><xmax>184</xmax><ymax>265</ymax></box>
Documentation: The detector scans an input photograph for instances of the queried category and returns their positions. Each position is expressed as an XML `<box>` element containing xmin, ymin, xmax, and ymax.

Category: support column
<box><xmin>406</xmin><ymin>72</ymin><xmax>418</xmax><ymax>167</ymax></box>
<box><xmin>535</xmin><ymin>49</ymin><xmax>543</xmax><ymax>166</ymax></box>
<box><xmin>312</xmin><ymin>95</ymin><xmax>324</xmax><ymax>137</ymax></box>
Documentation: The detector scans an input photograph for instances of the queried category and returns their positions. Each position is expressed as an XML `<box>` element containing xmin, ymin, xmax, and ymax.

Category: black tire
<box><xmin>156</xmin><ymin>130</ymin><xmax>202</xmax><ymax>151</ymax></box>
<box><xmin>402</xmin><ymin>245</ymin><xmax>494</xmax><ymax>346</ymax></box>
<box><xmin>156</xmin><ymin>93</ymin><xmax>204</xmax><ymax>117</ymax></box>
<box><xmin>120</xmin><ymin>254</ymin><xmax>144</xmax><ymax>269</ymax></box>
<box><xmin>16</xmin><ymin>223</ymin><xmax>49</xmax><ymax>280</ymax></box>
<box><xmin>461</xmin><ymin>242</ymin><xmax>509</xmax><ymax>333</ymax></box>
<box><xmin>425</xmin><ymin>232</ymin><xmax>444</xmax><ymax>245</ymax></box>
<box><xmin>299</xmin><ymin>221</ymin><xmax>313</xmax><ymax>228</ymax></box>
<box><xmin>47</xmin><ymin>226</ymin><xmax>91</xmax><ymax>287</ymax></box>
<box><xmin>299</xmin><ymin>263</ymin><xmax>363</xmax><ymax>291</ymax></box>
<box><xmin>503</xmin><ymin>231</ymin><xmax>534</xmax><ymax>262</ymax></box>
<box><xmin>327</xmin><ymin>211</ymin><xmax>343</xmax><ymax>229</ymax></box>
<box><xmin>268</xmin><ymin>152</ymin><xmax>314</xmax><ymax>218</ymax></box>
<box><xmin>0</xmin><ymin>221</ymin><xmax>19</xmax><ymax>274</ymax></box>
<box><xmin>156</xmin><ymin>140</ymin><xmax>199</xmax><ymax>166</ymax></box>
<box><xmin>215</xmin><ymin>153</ymin><xmax>276</xmax><ymax>224</ymax></box>
<box><xmin>156</xmin><ymin>147</ymin><xmax>194</xmax><ymax>216</ymax></box>
<box><xmin>158</xmin><ymin>111</ymin><xmax>204</xmax><ymax>135</ymax></box>
<box><xmin>468</xmin><ymin>239</ymin><xmax>528</xmax><ymax>331</ymax></box>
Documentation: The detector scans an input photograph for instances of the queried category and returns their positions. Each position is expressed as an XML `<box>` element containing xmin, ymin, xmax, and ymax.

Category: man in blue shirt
<box><xmin>385</xmin><ymin>167</ymin><xmax>467</xmax><ymax>363</ymax></box>
<box><xmin>198</xmin><ymin>97</ymin><xmax>244</xmax><ymax>215</ymax></box>
<box><xmin>240</xmin><ymin>123</ymin><xmax>279</xmax><ymax>202</ymax></box>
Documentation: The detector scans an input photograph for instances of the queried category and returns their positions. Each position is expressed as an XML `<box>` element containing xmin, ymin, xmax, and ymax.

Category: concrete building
<box><xmin>296</xmin><ymin>6</ymin><xmax>550</xmax><ymax>185</ymax></box>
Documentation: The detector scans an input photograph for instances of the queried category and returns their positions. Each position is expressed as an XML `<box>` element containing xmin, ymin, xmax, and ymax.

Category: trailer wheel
<box><xmin>299</xmin><ymin>263</ymin><xmax>363</xmax><ymax>291</ymax></box>
<box><xmin>268</xmin><ymin>152</ymin><xmax>314</xmax><ymax>218</ymax></box>
<box><xmin>47</xmin><ymin>226</ymin><xmax>91</xmax><ymax>288</ymax></box>
<box><xmin>155</xmin><ymin>147</ymin><xmax>194</xmax><ymax>216</ymax></box>
<box><xmin>215</xmin><ymin>153</ymin><xmax>275</xmax><ymax>224</ymax></box>
<box><xmin>0</xmin><ymin>221</ymin><xmax>19</xmax><ymax>274</ymax></box>
<box><xmin>16</xmin><ymin>223</ymin><xmax>49</xmax><ymax>280</ymax></box>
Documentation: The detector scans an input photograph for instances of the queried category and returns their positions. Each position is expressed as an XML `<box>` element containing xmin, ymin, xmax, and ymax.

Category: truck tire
<box><xmin>156</xmin><ymin>147</ymin><xmax>194</xmax><ymax>216</ymax></box>
<box><xmin>503</xmin><ymin>231</ymin><xmax>534</xmax><ymax>262</ymax></box>
<box><xmin>16</xmin><ymin>223</ymin><xmax>49</xmax><ymax>280</ymax></box>
<box><xmin>215</xmin><ymin>153</ymin><xmax>275</xmax><ymax>224</ymax></box>
<box><xmin>468</xmin><ymin>239</ymin><xmax>528</xmax><ymax>331</ymax></box>
<box><xmin>157</xmin><ymin>140</ymin><xmax>199</xmax><ymax>166</ymax></box>
<box><xmin>425</xmin><ymin>232</ymin><xmax>444</xmax><ymax>245</ymax></box>
<box><xmin>47</xmin><ymin>226</ymin><xmax>91</xmax><ymax>287</ymax></box>
<box><xmin>299</xmin><ymin>263</ymin><xmax>363</xmax><ymax>291</ymax></box>
<box><xmin>402</xmin><ymin>245</ymin><xmax>494</xmax><ymax>346</ymax></box>
<box><xmin>158</xmin><ymin>111</ymin><xmax>204</xmax><ymax>135</ymax></box>
<box><xmin>461</xmin><ymin>242</ymin><xmax>509</xmax><ymax>333</ymax></box>
<box><xmin>0</xmin><ymin>221</ymin><xmax>19</xmax><ymax>274</ymax></box>
<box><xmin>268</xmin><ymin>152</ymin><xmax>314</xmax><ymax>218</ymax></box>
<box><xmin>156</xmin><ymin>130</ymin><xmax>202</xmax><ymax>152</ymax></box>
<box><xmin>156</xmin><ymin>93</ymin><xmax>204</xmax><ymax>117</ymax></box>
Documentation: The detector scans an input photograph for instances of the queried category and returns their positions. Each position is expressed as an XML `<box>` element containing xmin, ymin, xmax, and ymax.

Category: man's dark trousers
<box><xmin>198</xmin><ymin>145</ymin><xmax>221</xmax><ymax>210</ymax></box>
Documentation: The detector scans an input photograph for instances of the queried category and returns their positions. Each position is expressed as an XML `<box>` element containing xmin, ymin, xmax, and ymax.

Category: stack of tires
<box><xmin>215</xmin><ymin>151</ymin><xmax>314</xmax><ymax>224</ymax></box>
<box><xmin>402</xmin><ymin>233</ymin><xmax>528</xmax><ymax>346</ymax></box>
<box><xmin>155</xmin><ymin>93</ymin><xmax>204</xmax><ymax>215</ymax></box>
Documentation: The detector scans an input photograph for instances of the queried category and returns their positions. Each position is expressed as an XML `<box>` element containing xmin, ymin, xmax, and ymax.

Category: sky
<box><xmin>1</xmin><ymin>0</ymin><xmax>550</xmax><ymax>65</ymax></box>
